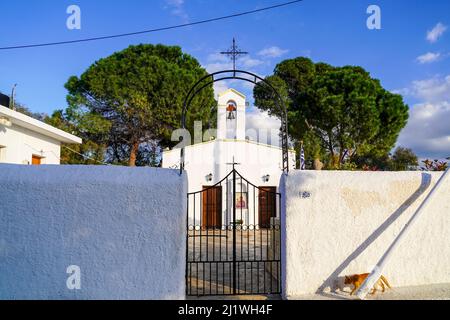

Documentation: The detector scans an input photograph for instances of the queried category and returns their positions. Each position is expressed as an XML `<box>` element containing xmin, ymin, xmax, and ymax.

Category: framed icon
<box><xmin>235</xmin><ymin>192</ymin><xmax>247</xmax><ymax>209</ymax></box>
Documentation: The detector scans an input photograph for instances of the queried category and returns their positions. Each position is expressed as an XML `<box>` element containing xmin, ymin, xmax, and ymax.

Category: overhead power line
<box><xmin>0</xmin><ymin>0</ymin><xmax>303</xmax><ymax>51</ymax></box>
<box><xmin>63</xmin><ymin>146</ymin><xmax>110</xmax><ymax>165</ymax></box>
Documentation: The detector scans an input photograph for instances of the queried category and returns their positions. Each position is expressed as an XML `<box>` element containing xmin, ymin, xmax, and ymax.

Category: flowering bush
<box><xmin>421</xmin><ymin>159</ymin><xmax>448</xmax><ymax>171</ymax></box>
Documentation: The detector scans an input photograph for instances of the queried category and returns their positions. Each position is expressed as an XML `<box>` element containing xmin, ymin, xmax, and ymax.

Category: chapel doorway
<box><xmin>202</xmin><ymin>186</ymin><xmax>222</xmax><ymax>229</ymax></box>
<box><xmin>258</xmin><ymin>187</ymin><xmax>277</xmax><ymax>229</ymax></box>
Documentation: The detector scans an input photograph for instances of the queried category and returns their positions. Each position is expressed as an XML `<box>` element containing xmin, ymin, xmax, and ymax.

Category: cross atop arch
<box><xmin>220</xmin><ymin>38</ymin><xmax>248</xmax><ymax>71</ymax></box>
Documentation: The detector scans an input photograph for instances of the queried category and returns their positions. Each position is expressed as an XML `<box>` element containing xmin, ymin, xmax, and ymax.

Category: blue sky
<box><xmin>0</xmin><ymin>0</ymin><xmax>449</xmax><ymax>158</ymax></box>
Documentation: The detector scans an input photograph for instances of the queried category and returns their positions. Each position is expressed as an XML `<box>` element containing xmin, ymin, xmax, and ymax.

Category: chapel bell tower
<box><xmin>216</xmin><ymin>88</ymin><xmax>246</xmax><ymax>140</ymax></box>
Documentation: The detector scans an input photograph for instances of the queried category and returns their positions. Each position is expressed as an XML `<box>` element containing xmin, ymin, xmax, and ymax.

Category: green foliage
<box><xmin>10</xmin><ymin>101</ymin><xmax>47</xmax><ymax>122</ymax></box>
<box><xmin>65</xmin><ymin>44</ymin><xmax>216</xmax><ymax>166</ymax></box>
<box><xmin>352</xmin><ymin>151</ymin><xmax>390</xmax><ymax>171</ymax></box>
<box><xmin>351</xmin><ymin>146</ymin><xmax>418</xmax><ymax>171</ymax></box>
<box><xmin>45</xmin><ymin>110</ymin><xmax>107</xmax><ymax>165</ymax></box>
<box><xmin>339</xmin><ymin>161</ymin><xmax>359</xmax><ymax>171</ymax></box>
<box><xmin>390</xmin><ymin>147</ymin><xmax>418</xmax><ymax>171</ymax></box>
<box><xmin>254</xmin><ymin>57</ymin><xmax>409</xmax><ymax>169</ymax></box>
<box><xmin>294</xmin><ymin>131</ymin><xmax>327</xmax><ymax>169</ymax></box>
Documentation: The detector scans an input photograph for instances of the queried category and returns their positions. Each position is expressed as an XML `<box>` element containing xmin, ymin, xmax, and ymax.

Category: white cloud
<box><xmin>241</xmin><ymin>56</ymin><xmax>264</xmax><ymax>68</ymax></box>
<box><xmin>246</xmin><ymin>109</ymin><xmax>281</xmax><ymax>146</ymax></box>
<box><xmin>166</xmin><ymin>0</ymin><xmax>183</xmax><ymax>5</ymax></box>
<box><xmin>212</xmin><ymin>79</ymin><xmax>256</xmax><ymax>99</ymax></box>
<box><xmin>396</xmin><ymin>75</ymin><xmax>450</xmax><ymax>103</ymax></box>
<box><xmin>257</xmin><ymin>46</ymin><xmax>289</xmax><ymax>58</ymax></box>
<box><xmin>416</xmin><ymin>52</ymin><xmax>441</xmax><ymax>64</ymax></box>
<box><xmin>203</xmin><ymin>52</ymin><xmax>264</xmax><ymax>73</ymax></box>
<box><xmin>410</xmin><ymin>75</ymin><xmax>450</xmax><ymax>102</ymax></box>
<box><xmin>165</xmin><ymin>0</ymin><xmax>188</xmax><ymax>20</ymax></box>
<box><xmin>206</xmin><ymin>53</ymin><xmax>228</xmax><ymax>63</ymax></box>
<box><xmin>203</xmin><ymin>49</ymin><xmax>266</xmax><ymax>100</ymax></box>
<box><xmin>391</xmin><ymin>87</ymin><xmax>411</xmax><ymax>96</ymax></box>
<box><xmin>213</xmin><ymin>81</ymin><xmax>230</xmax><ymax>98</ymax></box>
<box><xmin>397</xmin><ymin>102</ymin><xmax>450</xmax><ymax>158</ymax></box>
<box><xmin>395</xmin><ymin>74</ymin><xmax>450</xmax><ymax>158</ymax></box>
<box><xmin>426</xmin><ymin>22</ymin><xmax>447</xmax><ymax>43</ymax></box>
<box><xmin>246</xmin><ymin>110</ymin><xmax>280</xmax><ymax>132</ymax></box>
<box><xmin>204</xmin><ymin>61</ymin><xmax>233</xmax><ymax>74</ymax></box>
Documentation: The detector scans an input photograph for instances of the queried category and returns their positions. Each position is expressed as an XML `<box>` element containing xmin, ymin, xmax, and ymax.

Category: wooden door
<box><xmin>258</xmin><ymin>187</ymin><xmax>277</xmax><ymax>228</ymax></box>
<box><xmin>31</xmin><ymin>155</ymin><xmax>42</xmax><ymax>165</ymax></box>
<box><xmin>202</xmin><ymin>186</ymin><xmax>222</xmax><ymax>229</ymax></box>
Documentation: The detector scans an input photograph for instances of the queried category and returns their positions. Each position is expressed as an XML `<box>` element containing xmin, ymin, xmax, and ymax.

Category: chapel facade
<box><xmin>162</xmin><ymin>88</ymin><xmax>296</xmax><ymax>227</ymax></box>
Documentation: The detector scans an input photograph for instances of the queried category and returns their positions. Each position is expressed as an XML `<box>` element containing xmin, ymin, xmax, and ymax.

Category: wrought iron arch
<box><xmin>180</xmin><ymin>69</ymin><xmax>289</xmax><ymax>174</ymax></box>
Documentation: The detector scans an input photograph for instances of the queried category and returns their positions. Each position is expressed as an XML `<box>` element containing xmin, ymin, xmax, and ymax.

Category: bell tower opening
<box><xmin>226</xmin><ymin>100</ymin><xmax>237</xmax><ymax>139</ymax></box>
<box><xmin>216</xmin><ymin>88</ymin><xmax>246</xmax><ymax>141</ymax></box>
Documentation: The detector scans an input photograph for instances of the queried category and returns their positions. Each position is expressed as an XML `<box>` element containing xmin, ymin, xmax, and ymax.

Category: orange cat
<box><xmin>344</xmin><ymin>273</ymin><xmax>391</xmax><ymax>295</ymax></box>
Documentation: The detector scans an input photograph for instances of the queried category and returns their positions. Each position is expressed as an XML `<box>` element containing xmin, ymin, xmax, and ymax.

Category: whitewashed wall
<box><xmin>282</xmin><ymin>170</ymin><xmax>450</xmax><ymax>298</ymax></box>
<box><xmin>0</xmin><ymin>123</ymin><xmax>61</xmax><ymax>164</ymax></box>
<box><xmin>0</xmin><ymin>165</ymin><xmax>187</xmax><ymax>300</ymax></box>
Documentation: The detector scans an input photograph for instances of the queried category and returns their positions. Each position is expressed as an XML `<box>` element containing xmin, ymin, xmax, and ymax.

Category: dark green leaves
<box><xmin>254</xmin><ymin>57</ymin><xmax>409</xmax><ymax>169</ymax></box>
<box><xmin>65</xmin><ymin>44</ymin><xmax>215</xmax><ymax>166</ymax></box>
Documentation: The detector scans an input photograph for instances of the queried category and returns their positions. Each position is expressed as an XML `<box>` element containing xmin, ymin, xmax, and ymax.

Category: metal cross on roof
<box><xmin>220</xmin><ymin>38</ymin><xmax>248</xmax><ymax>71</ymax></box>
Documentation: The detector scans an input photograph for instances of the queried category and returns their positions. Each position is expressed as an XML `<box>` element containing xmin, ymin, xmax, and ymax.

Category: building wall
<box><xmin>163</xmin><ymin>140</ymin><xmax>295</xmax><ymax>226</ymax></box>
<box><xmin>0</xmin><ymin>165</ymin><xmax>187</xmax><ymax>300</ymax></box>
<box><xmin>282</xmin><ymin>170</ymin><xmax>450</xmax><ymax>298</ymax></box>
<box><xmin>0</xmin><ymin>123</ymin><xmax>61</xmax><ymax>164</ymax></box>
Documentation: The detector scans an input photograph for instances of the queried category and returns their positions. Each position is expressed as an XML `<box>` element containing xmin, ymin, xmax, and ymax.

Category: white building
<box><xmin>162</xmin><ymin>88</ymin><xmax>296</xmax><ymax>228</ymax></box>
<box><xmin>0</xmin><ymin>104</ymin><xmax>82</xmax><ymax>165</ymax></box>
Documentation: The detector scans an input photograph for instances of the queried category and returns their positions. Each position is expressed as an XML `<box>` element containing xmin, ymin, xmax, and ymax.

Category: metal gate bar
<box><xmin>186</xmin><ymin>168</ymin><xmax>281</xmax><ymax>296</ymax></box>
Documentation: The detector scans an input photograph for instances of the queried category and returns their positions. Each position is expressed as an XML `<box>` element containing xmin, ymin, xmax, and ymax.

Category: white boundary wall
<box><xmin>0</xmin><ymin>165</ymin><xmax>187</xmax><ymax>300</ymax></box>
<box><xmin>281</xmin><ymin>170</ymin><xmax>450</xmax><ymax>298</ymax></box>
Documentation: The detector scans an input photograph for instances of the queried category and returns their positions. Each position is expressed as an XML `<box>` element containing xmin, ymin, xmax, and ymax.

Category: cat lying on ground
<box><xmin>344</xmin><ymin>273</ymin><xmax>391</xmax><ymax>295</ymax></box>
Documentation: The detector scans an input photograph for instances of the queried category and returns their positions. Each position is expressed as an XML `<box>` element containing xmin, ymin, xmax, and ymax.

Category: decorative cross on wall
<box><xmin>220</xmin><ymin>38</ymin><xmax>248</xmax><ymax>71</ymax></box>
<box><xmin>226</xmin><ymin>157</ymin><xmax>241</xmax><ymax>170</ymax></box>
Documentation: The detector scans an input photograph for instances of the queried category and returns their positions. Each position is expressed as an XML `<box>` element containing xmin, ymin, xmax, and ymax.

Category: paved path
<box><xmin>291</xmin><ymin>283</ymin><xmax>450</xmax><ymax>300</ymax></box>
<box><xmin>187</xmin><ymin>229</ymin><xmax>280</xmax><ymax>296</ymax></box>
<box><xmin>189</xmin><ymin>283</ymin><xmax>450</xmax><ymax>300</ymax></box>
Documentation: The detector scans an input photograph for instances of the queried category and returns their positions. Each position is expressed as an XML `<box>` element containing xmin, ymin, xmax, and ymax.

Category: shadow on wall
<box><xmin>315</xmin><ymin>172</ymin><xmax>432</xmax><ymax>297</ymax></box>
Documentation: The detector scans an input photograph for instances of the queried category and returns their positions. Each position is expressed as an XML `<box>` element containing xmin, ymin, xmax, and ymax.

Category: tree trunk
<box><xmin>313</xmin><ymin>158</ymin><xmax>324</xmax><ymax>170</ymax></box>
<box><xmin>129</xmin><ymin>141</ymin><xmax>139</xmax><ymax>167</ymax></box>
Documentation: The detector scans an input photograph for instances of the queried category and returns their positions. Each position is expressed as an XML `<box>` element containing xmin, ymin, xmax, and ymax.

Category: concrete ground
<box><xmin>186</xmin><ymin>228</ymin><xmax>450</xmax><ymax>300</ymax></box>
<box><xmin>189</xmin><ymin>283</ymin><xmax>450</xmax><ymax>300</ymax></box>
<box><xmin>187</xmin><ymin>229</ymin><xmax>280</xmax><ymax>296</ymax></box>
<box><xmin>189</xmin><ymin>294</ymin><xmax>281</xmax><ymax>300</ymax></box>
<box><xmin>291</xmin><ymin>283</ymin><xmax>450</xmax><ymax>300</ymax></box>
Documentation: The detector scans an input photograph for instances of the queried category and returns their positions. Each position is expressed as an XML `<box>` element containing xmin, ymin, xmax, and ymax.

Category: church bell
<box><xmin>226</xmin><ymin>103</ymin><xmax>236</xmax><ymax>120</ymax></box>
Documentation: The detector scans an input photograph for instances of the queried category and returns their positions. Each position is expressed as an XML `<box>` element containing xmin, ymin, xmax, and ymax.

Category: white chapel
<box><xmin>162</xmin><ymin>88</ymin><xmax>296</xmax><ymax>228</ymax></box>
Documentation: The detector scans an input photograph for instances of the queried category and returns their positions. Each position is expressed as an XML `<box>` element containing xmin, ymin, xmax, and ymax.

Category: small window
<box><xmin>32</xmin><ymin>155</ymin><xmax>43</xmax><ymax>165</ymax></box>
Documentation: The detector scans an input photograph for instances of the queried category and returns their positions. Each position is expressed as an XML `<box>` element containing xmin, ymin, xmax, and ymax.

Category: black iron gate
<box><xmin>186</xmin><ymin>168</ymin><xmax>282</xmax><ymax>296</ymax></box>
